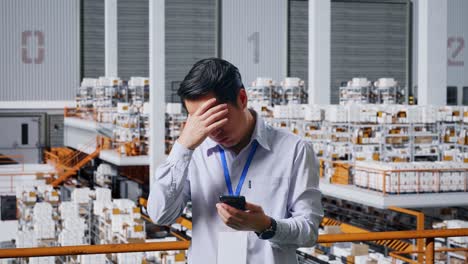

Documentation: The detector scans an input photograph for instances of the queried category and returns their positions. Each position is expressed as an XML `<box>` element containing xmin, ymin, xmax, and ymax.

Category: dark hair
<box><xmin>178</xmin><ymin>58</ymin><xmax>244</xmax><ymax>104</ymax></box>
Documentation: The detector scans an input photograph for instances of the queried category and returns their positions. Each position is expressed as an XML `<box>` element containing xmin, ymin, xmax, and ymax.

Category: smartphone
<box><xmin>219</xmin><ymin>195</ymin><xmax>246</xmax><ymax>211</ymax></box>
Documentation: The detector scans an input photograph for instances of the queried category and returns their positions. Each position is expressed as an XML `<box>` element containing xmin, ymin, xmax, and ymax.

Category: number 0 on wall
<box><xmin>21</xmin><ymin>31</ymin><xmax>45</xmax><ymax>64</ymax></box>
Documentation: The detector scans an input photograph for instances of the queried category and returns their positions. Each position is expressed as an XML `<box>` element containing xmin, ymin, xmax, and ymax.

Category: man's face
<box><xmin>184</xmin><ymin>91</ymin><xmax>247</xmax><ymax>148</ymax></box>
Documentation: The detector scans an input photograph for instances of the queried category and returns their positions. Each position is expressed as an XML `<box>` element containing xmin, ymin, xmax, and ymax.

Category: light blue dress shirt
<box><xmin>148</xmin><ymin>111</ymin><xmax>324</xmax><ymax>264</ymax></box>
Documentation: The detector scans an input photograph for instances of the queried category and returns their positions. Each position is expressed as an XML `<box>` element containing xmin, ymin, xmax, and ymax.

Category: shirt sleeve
<box><xmin>269</xmin><ymin>140</ymin><xmax>324</xmax><ymax>248</ymax></box>
<box><xmin>147</xmin><ymin>141</ymin><xmax>193</xmax><ymax>225</ymax></box>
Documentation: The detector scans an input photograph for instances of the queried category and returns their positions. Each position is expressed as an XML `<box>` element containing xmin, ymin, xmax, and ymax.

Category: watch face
<box><xmin>260</xmin><ymin>230</ymin><xmax>275</xmax><ymax>240</ymax></box>
<box><xmin>257</xmin><ymin>217</ymin><xmax>276</xmax><ymax>240</ymax></box>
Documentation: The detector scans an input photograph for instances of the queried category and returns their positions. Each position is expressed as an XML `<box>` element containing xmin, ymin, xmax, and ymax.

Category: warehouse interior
<box><xmin>0</xmin><ymin>0</ymin><xmax>467</xmax><ymax>263</ymax></box>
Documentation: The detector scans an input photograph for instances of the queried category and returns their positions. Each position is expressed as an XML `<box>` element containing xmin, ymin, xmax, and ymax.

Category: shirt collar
<box><xmin>251</xmin><ymin>110</ymin><xmax>271</xmax><ymax>151</ymax></box>
<box><xmin>206</xmin><ymin>109</ymin><xmax>271</xmax><ymax>152</ymax></box>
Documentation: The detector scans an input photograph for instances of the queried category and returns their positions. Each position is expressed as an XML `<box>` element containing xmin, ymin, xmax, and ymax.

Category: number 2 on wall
<box><xmin>448</xmin><ymin>36</ymin><xmax>465</xmax><ymax>67</ymax></box>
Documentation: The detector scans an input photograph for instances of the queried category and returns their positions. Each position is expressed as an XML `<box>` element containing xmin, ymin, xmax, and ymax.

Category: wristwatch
<box><xmin>255</xmin><ymin>217</ymin><xmax>277</xmax><ymax>240</ymax></box>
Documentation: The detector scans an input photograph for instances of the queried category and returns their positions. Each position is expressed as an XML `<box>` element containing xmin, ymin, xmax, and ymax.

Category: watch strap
<box><xmin>255</xmin><ymin>217</ymin><xmax>277</xmax><ymax>239</ymax></box>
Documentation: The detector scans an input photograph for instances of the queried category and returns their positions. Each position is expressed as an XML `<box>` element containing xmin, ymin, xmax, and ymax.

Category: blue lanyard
<box><xmin>218</xmin><ymin>141</ymin><xmax>259</xmax><ymax>196</ymax></box>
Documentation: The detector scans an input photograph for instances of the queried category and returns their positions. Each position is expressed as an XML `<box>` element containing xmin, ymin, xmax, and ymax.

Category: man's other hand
<box><xmin>216</xmin><ymin>202</ymin><xmax>271</xmax><ymax>232</ymax></box>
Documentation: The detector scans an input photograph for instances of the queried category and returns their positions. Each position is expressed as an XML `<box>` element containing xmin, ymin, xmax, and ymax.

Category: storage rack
<box><xmin>439</xmin><ymin>122</ymin><xmax>461</xmax><ymax>161</ymax></box>
<box><xmin>381</xmin><ymin>123</ymin><xmax>411</xmax><ymax>163</ymax></box>
<box><xmin>376</xmin><ymin>85</ymin><xmax>405</xmax><ymax>104</ymax></box>
<box><xmin>339</xmin><ymin>85</ymin><xmax>376</xmax><ymax>105</ymax></box>
<box><xmin>447</xmin><ymin>239</ymin><xmax>468</xmax><ymax>263</ymax></box>
<box><xmin>459</xmin><ymin>118</ymin><xmax>468</xmax><ymax>162</ymax></box>
<box><xmin>267</xmin><ymin>117</ymin><xmax>303</xmax><ymax>136</ymax></box>
<box><xmin>128</xmin><ymin>77</ymin><xmax>149</xmax><ymax>111</ymax></box>
<box><xmin>302</xmin><ymin>120</ymin><xmax>327</xmax><ymax>158</ymax></box>
<box><xmin>78</xmin><ymin>201</ymin><xmax>93</xmax><ymax>245</ymax></box>
<box><xmin>247</xmin><ymin>78</ymin><xmax>279</xmax><ymax>106</ymax></box>
<box><xmin>411</xmin><ymin>123</ymin><xmax>440</xmax><ymax>161</ymax></box>
<box><xmin>339</xmin><ymin>78</ymin><xmax>376</xmax><ymax>105</ymax></box>
<box><xmin>264</xmin><ymin>105</ymin><xmax>468</xmax><ymax>183</ymax></box>
<box><xmin>350</xmin><ymin>123</ymin><xmax>381</xmax><ymax>163</ymax></box>
<box><xmin>324</xmin><ymin>122</ymin><xmax>352</xmax><ymax>184</ymax></box>
<box><xmin>76</xmin><ymin>79</ymin><xmax>96</xmax><ymax>120</ymax></box>
<box><xmin>326</xmin><ymin>122</ymin><xmax>352</xmax><ymax>161</ymax></box>
<box><xmin>339</xmin><ymin>78</ymin><xmax>405</xmax><ymax>105</ymax></box>
<box><xmin>139</xmin><ymin>110</ymin><xmax>150</xmax><ymax>156</ymax></box>
<box><xmin>374</xmin><ymin>78</ymin><xmax>405</xmax><ymax>104</ymax></box>
<box><xmin>165</xmin><ymin>113</ymin><xmax>186</xmax><ymax>154</ymax></box>
<box><xmin>113</xmin><ymin>107</ymin><xmax>142</xmax><ymax>156</ymax></box>
<box><xmin>354</xmin><ymin>162</ymin><xmax>468</xmax><ymax>194</ymax></box>
<box><xmin>281</xmin><ymin>77</ymin><xmax>308</xmax><ymax>105</ymax></box>
<box><xmin>93</xmin><ymin>78</ymin><xmax>120</xmax><ymax>110</ymax></box>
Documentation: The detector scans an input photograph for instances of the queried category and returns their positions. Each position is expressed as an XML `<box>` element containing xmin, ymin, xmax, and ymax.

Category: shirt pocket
<box><xmin>244</xmin><ymin>176</ymin><xmax>289</xmax><ymax>216</ymax></box>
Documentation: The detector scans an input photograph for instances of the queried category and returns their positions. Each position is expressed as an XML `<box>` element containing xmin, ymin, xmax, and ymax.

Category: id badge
<box><xmin>217</xmin><ymin>231</ymin><xmax>248</xmax><ymax>264</ymax></box>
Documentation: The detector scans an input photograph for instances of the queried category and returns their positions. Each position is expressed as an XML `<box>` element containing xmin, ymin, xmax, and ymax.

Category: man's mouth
<box><xmin>217</xmin><ymin>137</ymin><xmax>228</xmax><ymax>144</ymax></box>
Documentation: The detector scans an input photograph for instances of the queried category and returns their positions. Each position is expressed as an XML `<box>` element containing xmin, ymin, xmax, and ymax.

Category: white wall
<box><xmin>0</xmin><ymin>0</ymin><xmax>79</xmax><ymax>103</ymax></box>
<box><xmin>0</xmin><ymin>220</ymin><xmax>18</xmax><ymax>242</ymax></box>
<box><xmin>413</xmin><ymin>0</ymin><xmax>468</xmax><ymax>104</ymax></box>
<box><xmin>447</xmin><ymin>0</ymin><xmax>468</xmax><ymax>101</ymax></box>
<box><xmin>222</xmin><ymin>0</ymin><xmax>287</xmax><ymax>86</ymax></box>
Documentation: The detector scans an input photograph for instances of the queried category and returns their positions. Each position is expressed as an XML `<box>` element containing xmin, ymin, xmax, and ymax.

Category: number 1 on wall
<box><xmin>248</xmin><ymin>32</ymin><xmax>259</xmax><ymax>64</ymax></box>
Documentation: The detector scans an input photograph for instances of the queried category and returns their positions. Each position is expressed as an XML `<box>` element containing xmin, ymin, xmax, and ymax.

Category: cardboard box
<box><xmin>324</xmin><ymin>225</ymin><xmax>342</xmax><ymax>234</ymax></box>
<box><xmin>351</xmin><ymin>243</ymin><xmax>369</xmax><ymax>256</ymax></box>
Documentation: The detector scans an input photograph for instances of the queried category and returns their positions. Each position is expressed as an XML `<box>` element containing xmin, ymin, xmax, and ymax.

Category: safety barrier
<box><xmin>0</xmin><ymin>228</ymin><xmax>466</xmax><ymax>263</ymax></box>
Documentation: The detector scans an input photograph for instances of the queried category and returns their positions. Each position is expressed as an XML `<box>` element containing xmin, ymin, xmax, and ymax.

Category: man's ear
<box><xmin>238</xmin><ymin>88</ymin><xmax>248</xmax><ymax>109</ymax></box>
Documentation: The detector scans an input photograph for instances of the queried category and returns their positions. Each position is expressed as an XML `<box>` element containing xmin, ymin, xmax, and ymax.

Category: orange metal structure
<box><xmin>64</xmin><ymin>107</ymin><xmax>96</xmax><ymax>120</ymax></box>
<box><xmin>51</xmin><ymin>148</ymin><xmax>100</xmax><ymax>187</ymax></box>
<box><xmin>0</xmin><ymin>228</ymin><xmax>466</xmax><ymax>263</ymax></box>
<box><xmin>45</xmin><ymin>137</ymin><xmax>101</xmax><ymax>187</ymax></box>
<box><xmin>44</xmin><ymin>147</ymin><xmax>75</xmax><ymax>165</ymax></box>
<box><xmin>389</xmin><ymin>206</ymin><xmax>426</xmax><ymax>263</ymax></box>
<box><xmin>0</xmin><ymin>241</ymin><xmax>190</xmax><ymax>259</ymax></box>
<box><xmin>320</xmin><ymin>216</ymin><xmax>412</xmax><ymax>252</ymax></box>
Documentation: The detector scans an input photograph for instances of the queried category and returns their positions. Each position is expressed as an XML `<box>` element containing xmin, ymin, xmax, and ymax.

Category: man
<box><xmin>148</xmin><ymin>58</ymin><xmax>323</xmax><ymax>264</ymax></box>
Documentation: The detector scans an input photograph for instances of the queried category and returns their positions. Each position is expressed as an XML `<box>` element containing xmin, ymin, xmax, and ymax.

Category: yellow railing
<box><xmin>389</xmin><ymin>206</ymin><xmax>426</xmax><ymax>263</ymax></box>
<box><xmin>0</xmin><ymin>241</ymin><xmax>190</xmax><ymax>259</ymax></box>
<box><xmin>0</xmin><ymin>228</ymin><xmax>467</xmax><ymax>263</ymax></box>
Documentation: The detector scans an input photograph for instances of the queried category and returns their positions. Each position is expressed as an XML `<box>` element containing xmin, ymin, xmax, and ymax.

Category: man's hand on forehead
<box><xmin>178</xmin><ymin>98</ymin><xmax>229</xmax><ymax>150</ymax></box>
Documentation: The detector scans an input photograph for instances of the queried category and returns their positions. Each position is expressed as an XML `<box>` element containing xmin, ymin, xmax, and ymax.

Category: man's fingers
<box><xmin>245</xmin><ymin>202</ymin><xmax>262</xmax><ymax>212</ymax></box>
<box><xmin>204</xmin><ymin>109</ymin><xmax>228</xmax><ymax>126</ymax></box>
<box><xmin>206</xmin><ymin>118</ymin><xmax>228</xmax><ymax>133</ymax></box>
<box><xmin>222</xmin><ymin>204</ymin><xmax>248</xmax><ymax>220</ymax></box>
<box><xmin>217</xmin><ymin>207</ymin><xmax>228</xmax><ymax>222</ymax></box>
<box><xmin>200</xmin><ymin>103</ymin><xmax>228</xmax><ymax>120</ymax></box>
<box><xmin>227</xmin><ymin>223</ymin><xmax>243</xmax><ymax>230</ymax></box>
<box><xmin>218</xmin><ymin>209</ymin><xmax>241</xmax><ymax>230</ymax></box>
<box><xmin>217</xmin><ymin>204</ymin><xmax>244</xmax><ymax>224</ymax></box>
<box><xmin>194</xmin><ymin>98</ymin><xmax>217</xmax><ymax>116</ymax></box>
